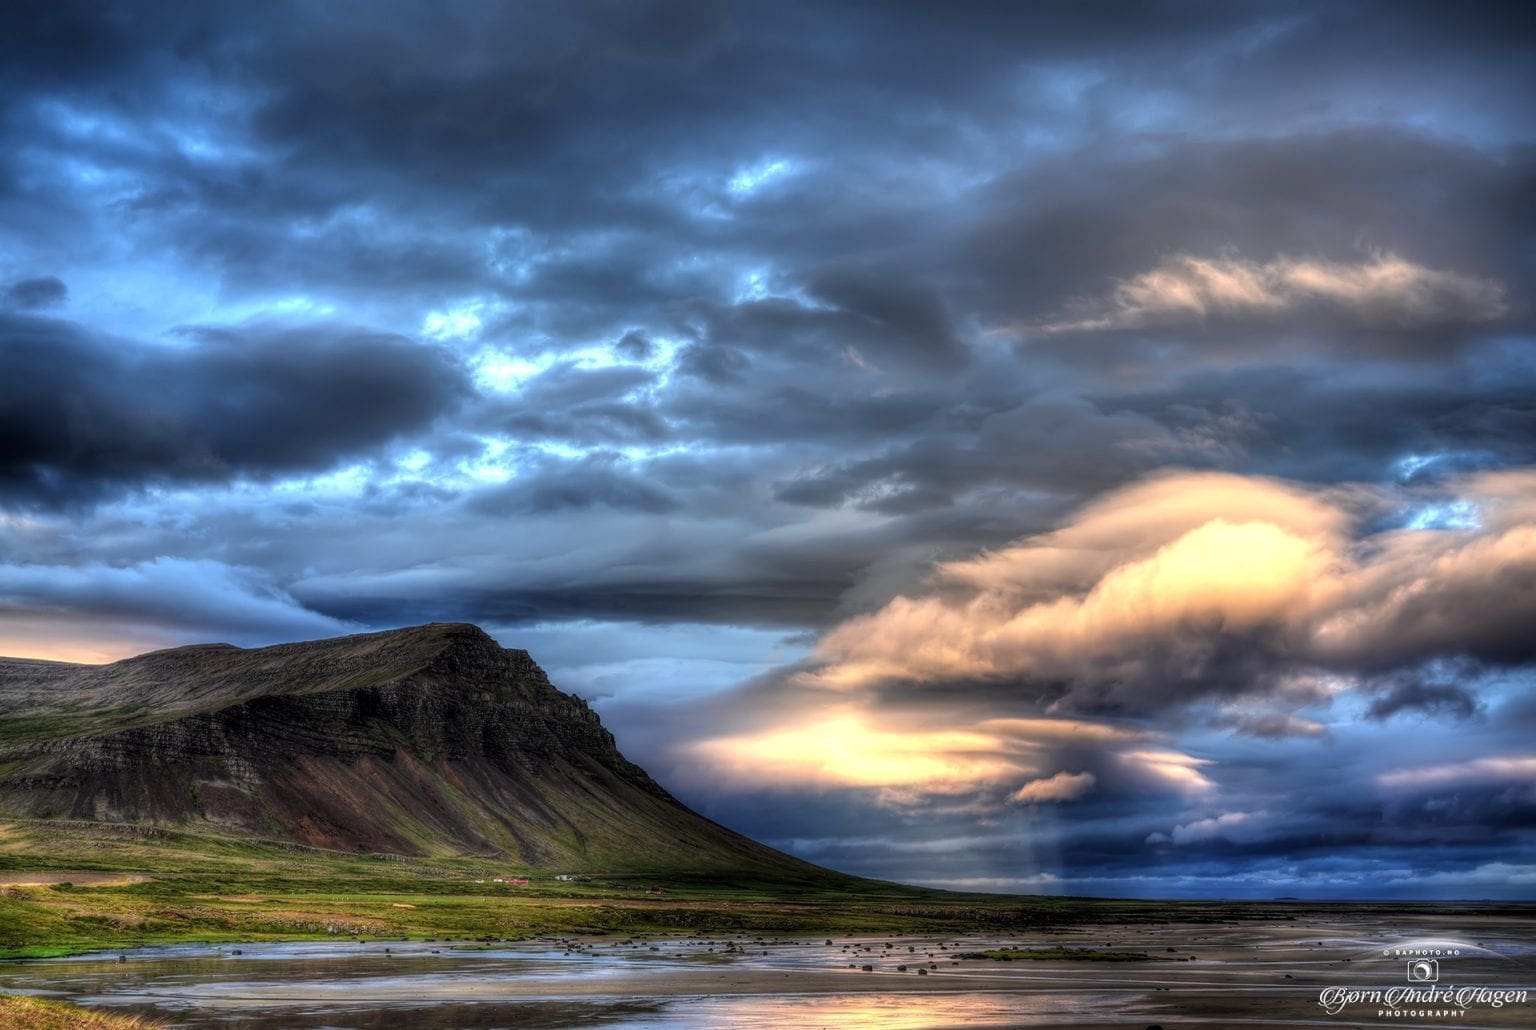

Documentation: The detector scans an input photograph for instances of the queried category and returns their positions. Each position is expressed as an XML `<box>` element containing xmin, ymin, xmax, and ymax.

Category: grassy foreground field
<box><xmin>0</xmin><ymin>994</ymin><xmax>159</xmax><ymax>1028</ymax></box>
<box><xmin>0</xmin><ymin>818</ymin><xmax>1335</xmax><ymax>959</ymax></box>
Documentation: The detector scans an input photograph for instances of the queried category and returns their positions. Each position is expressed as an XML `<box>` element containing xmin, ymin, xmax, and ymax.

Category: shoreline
<box><xmin>4</xmin><ymin>918</ymin><xmax>1534</xmax><ymax>1030</ymax></box>
<box><xmin>4</xmin><ymin>890</ymin><xmax>1535</xmax><ymax>962</ymax></box>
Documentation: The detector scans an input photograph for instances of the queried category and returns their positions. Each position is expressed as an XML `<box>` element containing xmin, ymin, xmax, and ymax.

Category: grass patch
<box><xmin>1</xmin><ymin>819</ymin><xmax>1494</xmax><ymax>959</ymax></box>
<box><xmin>0</xmin><ymin>994</ymin><xmax>161</xmax><ymax>1028</ymax></box>
<box><xmin>0</xmin><ymin>822</ymin><xmax>1019</xmax><ymax>956</ymax></box>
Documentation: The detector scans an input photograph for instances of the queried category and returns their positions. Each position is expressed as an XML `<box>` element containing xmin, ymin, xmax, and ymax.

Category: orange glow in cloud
<box><xmin>1039</xmin><ymin>252</ymin><xmax>1507</xmax><ymax>333</ymax></box>
<box><xmin>686</xmin><ymin>712</ymin><xmax>1028</xmax><ymax>789</ymax></box>
<box><xmin>810</xmin><ymin>510</ymin><xmax>1342</xmax><ymax>689</ymax></box>
<box><xmin>683</xmin><ymin>708</ymin><xmax>1207</xmax><ymax>796</ymax></box>
<box><xmin>799</xmin><ymin>468</ymin><xmax>1536</xmax><ymax>697</ymax></box>
<box><xmin>1008</xmin><ymin>770</ymin><xmax>1095</xmax><ymax>804</ymax></box>
<box><xmin>1121</xmin><ymin>749</ymin><xmax>1215</xmax><ymax>792</ymax></box>
<box><xmin>1376</xmin><ymin>755</ymin><xmax>1536</xmax><ymax>790</ymax></box>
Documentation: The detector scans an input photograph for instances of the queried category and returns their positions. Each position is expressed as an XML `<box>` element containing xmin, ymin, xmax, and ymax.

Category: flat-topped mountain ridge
<box><xmin>0</xmin><ymin>625</ymin><xmax>829</xmax><ymax>876</ymax></box>
<box><xmin>0</xmin><ymin>623</ymin><xmax>552</xmax><ymax>741</ymax></box>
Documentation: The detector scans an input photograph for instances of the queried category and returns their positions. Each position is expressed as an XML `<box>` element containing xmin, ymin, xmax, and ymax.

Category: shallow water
<box><xmin>2</xmin><ymin>919</ymin><xmax>1533</xmax><ymax>1029</ymax></box>
<box><xmin>0</xmin><ymin>938</ymin><xmax>1128</xmax><ymax>1028</ymax></box>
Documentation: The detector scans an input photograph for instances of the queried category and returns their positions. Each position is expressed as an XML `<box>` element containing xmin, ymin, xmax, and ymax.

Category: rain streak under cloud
<box><xmin>1</xmin><ymin>0</ymin><xmax>1534</xmax><ymax>898</ymax></box>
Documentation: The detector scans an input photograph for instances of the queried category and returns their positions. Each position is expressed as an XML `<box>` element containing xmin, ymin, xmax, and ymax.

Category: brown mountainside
<box><xmin>0</xmin><ymin>624</ymin><xmax>826</xmax><ymax>876</ymax></box>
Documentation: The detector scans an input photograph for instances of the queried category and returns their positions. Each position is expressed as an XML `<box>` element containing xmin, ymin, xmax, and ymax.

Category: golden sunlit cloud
<box><xmin>1040</xmin><ymin>252</ymin><xmax>1507</xmax><ymax>332</ymax></box>
<box><xmin>1376</xmin><ymin>755</ymin><xmax>1536</xmax><ymax>790</ymax></box>
<box><xmin>681</xmin><ymin>708</ymin><xmax>1209</xmax><ymax>798</ymax></box>
<box><xmin>685</xmin><ymin>712</ymin><xmax>1029</xmax><ymax>789</ymax></box>
<box><xmin>1008</xmin><ymin>770</ymin><xmax>1095</xmax><ymax>804</ymax></box>
<box><xmin>799</xmin><ymin>468</ymin><xmax>1536</xmax><ymax>707</ymax></box>
<box><xmin>811</xmin><ymin>517</ymin><xmax>1336</xmax><ymax>689</ymax></box>
<box><xmin>1122</xmin><ymin>749</ymin><xmax>1216</xmax><ymax>792</ymax></box>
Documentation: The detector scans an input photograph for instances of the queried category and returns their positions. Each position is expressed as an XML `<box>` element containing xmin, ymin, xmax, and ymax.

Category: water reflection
<box><xmin>0</xmin><ymin>939</ymin><xmax>1102</xmax><ymax>1029</ymax></box>
<box><xmin>658</xmin><ymin>993</ymin><xmax>1117</xmax><ymax>1029</ymax></box>
<box><xmin>2</xmin><ymin>922</ymin><xmax>1531</xmax><ymax>1029</ymax></box>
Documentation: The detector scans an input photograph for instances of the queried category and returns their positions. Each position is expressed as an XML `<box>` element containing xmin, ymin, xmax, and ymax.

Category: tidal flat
<box><xmin>2</xmin><ymin>909</ymin><xmax>1533</xmax><ymax>1029</ymax></box>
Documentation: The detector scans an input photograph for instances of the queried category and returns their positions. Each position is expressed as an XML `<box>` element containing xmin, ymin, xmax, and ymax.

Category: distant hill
<box><xmin>0</xmin><ymin>624</ymin><xmax>824</xmax><ymax>877</ymax></box>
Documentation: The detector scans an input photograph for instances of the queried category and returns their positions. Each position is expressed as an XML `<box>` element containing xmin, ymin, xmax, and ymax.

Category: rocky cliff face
<box><xmin>0</xmin><ymin>625</ymin><xmax>809</xmax><ymax>873</ymax></box>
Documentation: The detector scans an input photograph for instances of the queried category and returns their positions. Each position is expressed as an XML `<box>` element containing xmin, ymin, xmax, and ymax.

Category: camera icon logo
<box><xmin>1406</xmin><ymin>959</ymin><xmax>1439</xmax><ymax>982</ymax></box>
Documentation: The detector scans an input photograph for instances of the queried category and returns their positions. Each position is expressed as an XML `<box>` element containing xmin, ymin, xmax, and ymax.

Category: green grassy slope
<box><xmin>0</xmin><ymin>817</ymin><xmax>963</xmax><ymax>956</ymax></box>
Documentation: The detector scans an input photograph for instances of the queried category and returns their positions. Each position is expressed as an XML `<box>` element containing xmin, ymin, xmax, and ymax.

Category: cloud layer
<box><xmin>1043</xmin><ymin>253</ymin><xmax>1508</xmax><ymax>333</ymax></box>
<box><xmin>1</xmin><ymin>0</ymin><xmax>1532</xmax><ymax>897</ymax></box>
<box><xmin>805</xmin><ymin>469</ymin><xmax>1536</xmax><ymax>710</ymax></box>
<box><xmin>0</xmin><ymin>314</ymin><xmax>468</xmax><ymax>505</ymax></box>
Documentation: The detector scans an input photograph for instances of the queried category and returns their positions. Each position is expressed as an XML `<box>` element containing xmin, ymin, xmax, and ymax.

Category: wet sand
<box><xmin>0</xmin><ymin>908</ymin><xmax>1531</xmax><ymax>1028</ymax></box>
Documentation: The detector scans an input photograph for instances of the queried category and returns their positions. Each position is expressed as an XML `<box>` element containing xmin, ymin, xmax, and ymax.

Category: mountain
<box><xmin>0</xmin><ymin>624</ymin><xmax>819</xmax><ymax>876</ymax></box>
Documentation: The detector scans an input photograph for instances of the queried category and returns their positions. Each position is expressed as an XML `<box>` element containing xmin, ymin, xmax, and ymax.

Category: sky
<box><xmin>1</xmin><ymin>0</ymin><xmax>1534</xmax><ymax>899</ymax></box>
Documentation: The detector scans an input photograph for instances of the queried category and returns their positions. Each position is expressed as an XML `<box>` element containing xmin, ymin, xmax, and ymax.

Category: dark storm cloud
<box><xmin>10</xmin><ymin>0</ymin><xmax>1522</xmax><ymax>370</ymax></box>
<box><xmin>1365</xmin><ymin>671</ymin><xmax>1481</xmax><ymax>721</ymax></box>
<box><xmin>289</xmin><ymin>498</ymin><xmax>878</xmax><ymax>628</ymax></box>
<box><xmin>0</xmin><ymin>2</ymin><xmax>138</xmax><ymax>94</ymax></box>
<box><xmin>310</xmin><ymin>578</ymin><xmax>853</xmax><ymax>632</ymax></box>
<box><xmin>768</xmin><ymin>389</ymin><xmax>1186</xmax><ymax>513</ymax></box>
<box><xmin>480</xmin><ymin>363</ymin><xmax>670</xmax><ymax>446</ymax></box>
<box><xmin>801</xmin><ymin>270</ymin><xmax>966</xmax><ymax>371</ymax></box>
<box><xmin>0</xmin><ymin>557</ymin><xmax>355</xmax><ymax>643</ymax></box>
<box><xmin>0</xmin><ymin>313</ymin><xmax>469</xmax><ymax>505</ymax></box>
<box><xmin>494</xmin><ymin>402</ymin><xmax>672</xmax><ymax>447</ymax></box>
<box><xmin>469</xmin><ymin>453</ymin><xmax>679</xmax><ymax>515</ymax></box>
<box><xmin>3</xmin><ymin>276</ymin><xmax>67</xmax><ymax>309</ymax></box>
<box><xmin>1103</xmin><ymin>356</ymin><xmax>1536</xmax><ymax>485</ymax></box>
<box><xmin>970</xmin><ymin>131</ymin><xmax>1534</xmax><ymax>340</ymax></box>
<box><xmin>1210</xmin><ymin>711</ymin><xmax>1330</xmax><ymax>741</ymax></box>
